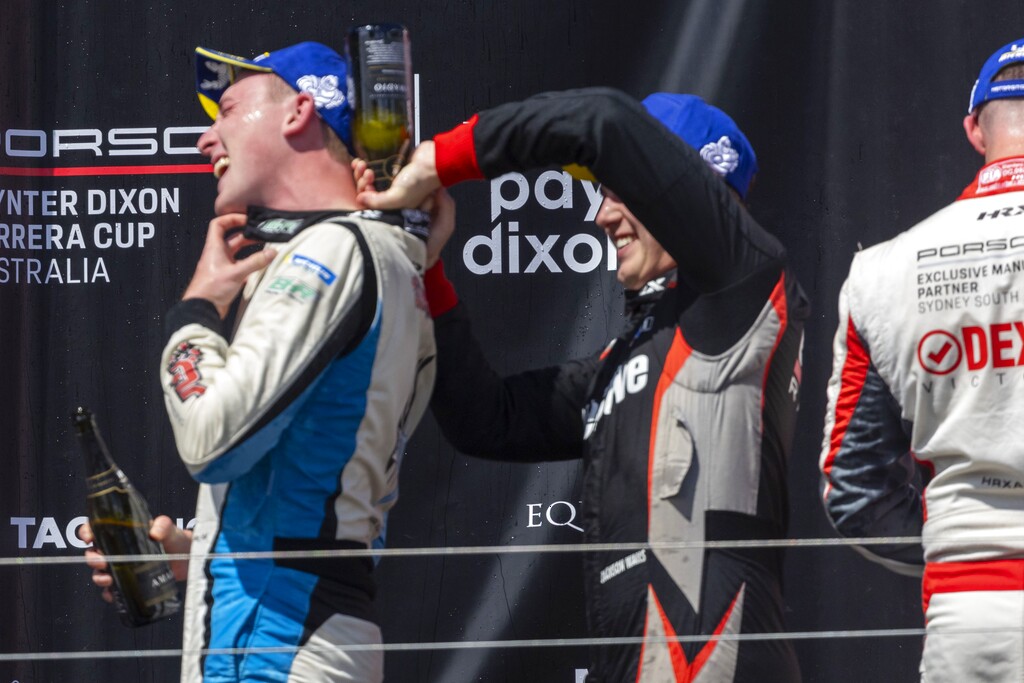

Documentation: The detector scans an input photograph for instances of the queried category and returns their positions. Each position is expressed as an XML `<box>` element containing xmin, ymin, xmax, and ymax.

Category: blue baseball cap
<box><xmin>968</xmin><ymin>38</ymin><xmax>1024</xmax><ymax>113</ymax></box>
<box><xmin>195</xmin><ymin>41</ymin><xmax>353</xmax><ymax>151</ymax></box>
<box><xmin>642</xmin><ymin>93</ymin><xmax>758</xmax><ymax>199</ymax></box>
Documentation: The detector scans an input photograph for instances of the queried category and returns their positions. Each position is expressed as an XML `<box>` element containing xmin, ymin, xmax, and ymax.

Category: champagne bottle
<box><xmin>74</xmin><ymin>407</ymin><xmax>180</xmax><ymax>627</ymax></box>
<box><xmin>347</xmin><ymin>23</ymin><xmax>414</xmax><ymax>191</ymax></box>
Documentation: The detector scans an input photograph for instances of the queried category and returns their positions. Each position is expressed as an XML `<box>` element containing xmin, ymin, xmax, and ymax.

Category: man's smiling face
<box><xmin>595</xmin><ymin>187</ymin><xmax>676</xmax><ymax>290</ymax></box>
<box><xmin>196</xmin><ymin>73</ymin><xmax>290</xmax><ymax>215</ymax></box>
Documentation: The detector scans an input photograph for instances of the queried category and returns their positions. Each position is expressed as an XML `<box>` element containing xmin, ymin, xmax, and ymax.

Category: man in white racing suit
<box><xmin>821</xmin><ymin>38</ymin><xmax>1024</xmax><ymax>682</ymax></box>
<box><xmin>103</xmin><ymin>41</ymin><xmax>435</xmax><ymax>683</ymax></box>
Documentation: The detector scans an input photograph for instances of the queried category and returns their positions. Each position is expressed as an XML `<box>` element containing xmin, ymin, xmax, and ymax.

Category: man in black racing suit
<box><xmin>360</xmin><ymin>88</ymin><xmax>808</xmax><ymax>682</ymax></box>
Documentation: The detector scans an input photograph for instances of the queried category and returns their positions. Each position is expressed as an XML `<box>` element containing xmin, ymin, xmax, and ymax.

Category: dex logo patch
<box><xmin>917</xmin><ymin>330</ymin><xmax>961</xmax><ymax>375</ymax></box>
<box><xmin>918</xmin><ymin>321</ymin><xmax>1024</xmax><ymax>374</ymax></box>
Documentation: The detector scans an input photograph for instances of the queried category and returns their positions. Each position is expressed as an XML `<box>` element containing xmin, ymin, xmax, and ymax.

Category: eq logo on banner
<box><xmin>527</xmin><ymin>500</ymin><xmax>584</xmax><ymax>533</ymax></box>
<box><xmin>465</xmin><ymin>171</ymin><xmax>616</xmax><ymax>275</ymax></box>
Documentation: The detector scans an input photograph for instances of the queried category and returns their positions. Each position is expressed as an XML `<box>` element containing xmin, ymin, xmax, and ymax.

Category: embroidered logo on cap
<box><xmin>699</xmin><ymin>136</ymin><xmax>740</xmax><ymax>176</ymax></box>
<box><xmin>296</xmin><ymin>74</ymin><xmax>345</xmax><ymax>110</ymax></box>
<box><xmin>201</xmin><ymin>61</ymin><xmax>232</xmax><ymax>90</ymax></box>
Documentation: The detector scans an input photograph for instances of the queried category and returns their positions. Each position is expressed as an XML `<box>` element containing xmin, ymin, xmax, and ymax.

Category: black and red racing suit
<box><xmin>424</xmin><ymin>88</ymin><xmax>809</xmax><ymax>682</ymax></box>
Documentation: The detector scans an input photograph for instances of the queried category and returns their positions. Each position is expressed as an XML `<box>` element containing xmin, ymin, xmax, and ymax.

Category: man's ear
<box><xmin>963</xmin><ymin>111</ymin><xmax>987</xmax><ymax>156</ymax></box>
<box><xmin>282</xmin><ymin>92</ymin><xmax>317</xmax><ymax>138</ymax></box>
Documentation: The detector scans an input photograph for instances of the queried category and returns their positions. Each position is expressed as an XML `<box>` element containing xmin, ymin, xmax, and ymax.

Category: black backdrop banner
<box><xmin>3</xmin><ymin>2</ymin><xmax>1024</xmax><ymax>682</ymax></box>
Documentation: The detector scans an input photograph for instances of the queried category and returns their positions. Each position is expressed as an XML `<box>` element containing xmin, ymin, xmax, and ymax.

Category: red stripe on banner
<box><xmin>0</xmin><ymin>164</ymin><xmax>213</xmax><ymax>177</ymax></box>
<box><xmin>922</xmin><ymin>560</ymin><xmax>1024</xmax><ymax>615</ymax></box>
<box><xmin>821</xmin><ymin>317</ymin><xmax>871</xmax><ymax>486</ymax></box>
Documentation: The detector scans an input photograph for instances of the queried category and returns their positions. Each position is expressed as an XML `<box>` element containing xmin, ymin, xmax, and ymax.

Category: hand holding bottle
<box><xmin>356</xmin><ymin>141</ymin><xmax>441</xmax><ymax>212</ymax></box>
<box><xmin>354</xmin><ymin>153</ymin><xmax>454</xmax><ymax>268</ymax></box>
<box><xmin>81</xmin><ymin>516</ymin><xmax>192</xmax><ymax>603</ymax></box>
<box><xmin>74</xmin><ymin>407</ymin><xmax>182</xmax><ymax>626</ymax></box>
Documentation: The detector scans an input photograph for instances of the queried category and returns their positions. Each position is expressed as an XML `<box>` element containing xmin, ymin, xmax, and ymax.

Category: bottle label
<box><xmin>130</xmin><ymin>561</ymin><xmax>178</xmax><ymax>606</ymax></box>
<box><xmin>362</xmin><ymin>39</ymin><xmax>407</xmax><ymax>98</ymax></box>
<box><xmin>86</xmin><ymin>467</ymin><xmax>129</xmax><ymax>497</ymax></box>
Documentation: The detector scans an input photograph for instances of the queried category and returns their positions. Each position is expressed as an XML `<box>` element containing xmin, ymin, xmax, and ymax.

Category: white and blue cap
<box><xmin>195</xmin><ymin>41</ymin><xmax>353</xmax><ymax>151</ymax></box>
<box><xmin>642</xmin><ymin>93</ymin><xmax>758</xmax><ymax>199</ymax></box>
<box><xmin>968</xmin><ymin>38</ymin><xmax>1024</xmax><ymax>114</ymax></box>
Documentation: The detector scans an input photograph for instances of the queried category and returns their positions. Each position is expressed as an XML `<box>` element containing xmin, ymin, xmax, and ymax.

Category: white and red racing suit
<box><xmin>821</xmin><ymin>156</ymin><xmax>1024</xmax><ymax>682</ymax></box>
<box><xmin>425</xmin><ymin>88</ymin><xmax>809</xmax><ymax>682</ymax></box>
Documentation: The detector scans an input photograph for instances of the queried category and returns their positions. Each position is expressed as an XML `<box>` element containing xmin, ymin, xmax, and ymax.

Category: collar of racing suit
<box><xmin>624</xmin><ymin>270</ymin><xmax>677</xmax><ymax>325</ymax></box>
<box><xmin>243</xmin><ymin>205</ymin><xmax>430</xmax><ymax>242</ymax></box>
<box><xmin>959</xmin><ymin>156</ymin><xmax>1024</xmax><ymax>200</ymax></box>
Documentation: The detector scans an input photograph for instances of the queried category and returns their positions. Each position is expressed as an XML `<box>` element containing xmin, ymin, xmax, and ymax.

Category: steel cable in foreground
<box><xmin>1</xmin><ymin>533</ymin><xmax>1014</xmax><ymax>567</ymax></box>
<box><xmin>4</xmin><ymin>533</ymin><xmax>1007</xmax><ymax>664</ymax></box>
<box><xmin>18</xmin><ymin>627</ymin><xmax>1024</xmax><ymax>663</ymax></box>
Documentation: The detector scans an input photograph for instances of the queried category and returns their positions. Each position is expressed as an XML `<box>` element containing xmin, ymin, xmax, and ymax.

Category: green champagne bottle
<box><xmin>74</xmin><ymin>407</ymin><xmax>180</xmax><ymax>627</ymax></box>
<box><xmin>347</xmin><ymin>23</ymin><xmax>414</xmax><ymax>190</ymax></box>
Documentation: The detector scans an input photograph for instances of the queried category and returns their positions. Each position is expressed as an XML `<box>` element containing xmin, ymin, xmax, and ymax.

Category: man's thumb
<box><xmin>357</xmin><ymin>190</ymin><xmax>389</xmax><ymax>210</ymax></box>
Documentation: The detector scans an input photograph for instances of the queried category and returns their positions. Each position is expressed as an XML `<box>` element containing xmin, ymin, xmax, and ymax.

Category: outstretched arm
<box><xmin>362</xmin><ymin>88</ymin><xmax>786</xmax><ymax>295</ymax></box>
<box><xmin>356</xmin><ymin>161</ymin><xmax>594</xmax><ymax>460</ymax></box>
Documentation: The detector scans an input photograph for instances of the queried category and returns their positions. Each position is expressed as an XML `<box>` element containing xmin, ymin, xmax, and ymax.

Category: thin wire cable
<box><xmin>6</xmin><ymin>533</ymin><xmax>1024</xmax><ymax>567</ymax></box>
<box><xmin>11</xmin><ymin>626</ymin><xmax>1024</xmax><ymax>662</ymax></box>
<box><xmin>8</xmin><ymin>535</ymin><xmax>1023</xmax><ymax>663</ymax></box>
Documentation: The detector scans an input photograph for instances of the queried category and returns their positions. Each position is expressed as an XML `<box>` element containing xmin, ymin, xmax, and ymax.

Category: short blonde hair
<box><xmin>266</xmin><ymin>75</ymin><xmax>352</xmax><ymax>164</ymax></box>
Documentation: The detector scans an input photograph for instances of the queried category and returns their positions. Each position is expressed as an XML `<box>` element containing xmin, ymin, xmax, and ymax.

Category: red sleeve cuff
<box><xmin>424</xmin><ymin>260</ymin><xmax>459</xmax><ymax>318</ymax></box>
<box><xmin>434</xmin><ymin>114</ymin><xmax>483</xmax><ymax>187</ymax></box>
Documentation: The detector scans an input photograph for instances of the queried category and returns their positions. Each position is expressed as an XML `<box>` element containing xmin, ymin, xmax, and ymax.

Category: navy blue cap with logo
<box><xmin>969</xmin><ymin>38</ymin><xmax>1024</xmax><ymax>114</ymax></box>
<box><xmin>194</xmin><ymin>41</ymin><xmax>353</xmax><ymax>152</ymax></box>
<box><xmin>641</xmin><ymin>93</ymin><xmax>758</xmax><ymax>199</ymax></box>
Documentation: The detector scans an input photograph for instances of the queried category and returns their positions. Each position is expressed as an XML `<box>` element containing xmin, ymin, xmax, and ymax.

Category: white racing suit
<box><xmin>160</xmin><ymin>207</ymin><xmax>435</xmax><ymax>682</ymax></box>
<box><xmin>821</xmin><ymin>157</ymin><xmax>1024</xmax><ymax>682</ymax></box>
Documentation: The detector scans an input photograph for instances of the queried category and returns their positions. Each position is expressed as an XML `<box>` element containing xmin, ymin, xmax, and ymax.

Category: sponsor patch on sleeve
<box><xmin>290</xmin><ymin>254</ymin><xmax>337</xmax><ymax>284</ymax></box>
<box><xmin>167</xmin><ymin>342</ymin><xmax>207</xmax><ymax>401</ymax></box>
<box><xmin>266</xmin><ymin>275</ymin><xmax>319</xmax><ymax>303</ymax></box>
